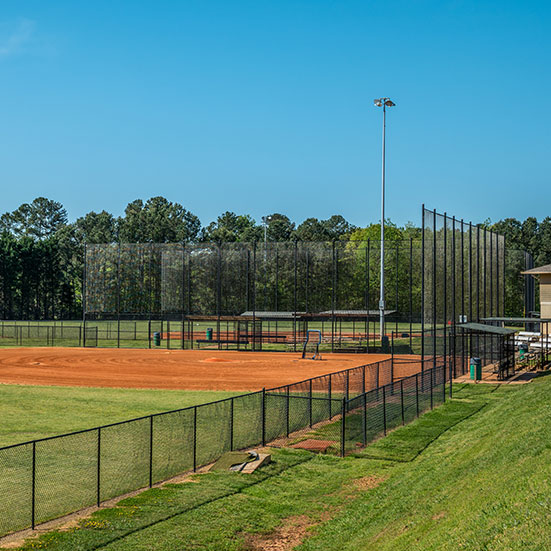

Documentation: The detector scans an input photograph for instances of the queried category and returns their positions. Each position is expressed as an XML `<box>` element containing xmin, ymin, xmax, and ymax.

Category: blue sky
<box><xmin>0</xmin><ymin>1</ymin><xmax>549</xmax><ymax>228</ymax></box>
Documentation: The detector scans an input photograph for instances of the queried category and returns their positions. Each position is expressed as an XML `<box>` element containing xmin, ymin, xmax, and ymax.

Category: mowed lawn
<box><xmin>6</xmin><ymin>375</ymin><xmax>551</xmax><ymax>551</ymax></box>
<box><xmin>0</xmin><ymin>385</ymin><xmax>238</xmax><ymax>447</ymax></box>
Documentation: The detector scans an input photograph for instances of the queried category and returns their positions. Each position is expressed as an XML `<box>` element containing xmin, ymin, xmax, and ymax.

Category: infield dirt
<box><xmin>0</xmin><ymin>348</ymin><xmax>393</xmax><ymax>391</ymax></box>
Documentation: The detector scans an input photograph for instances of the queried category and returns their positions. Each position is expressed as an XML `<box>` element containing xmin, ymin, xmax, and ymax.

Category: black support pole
<box><xmin>149</xmin><ymin>416</ymin><xmax>153</xmax><ymax>487</ymax></box>
<box><xmin>382</xmin><ymin>386</ymin><xmax>387</xmax><ymax>436</ymax></box>
<box><xmin>97</xmin><ymin>427</ymin><xmax>101</xmax><ymax>507</ymax></box>
<box><xmin>261</xmin><ymin>387</ymin><xmax>266</xmax><ymax>446</ymax></box>
<box><xmin>31</xmin><ymin>441</ymin><xmax>36</xmax><ymax>529</ymax></box>
<box><xmin>340</xmin><ymin>398</ymin><xmax>346</xmax><ymax>457</ymax></box>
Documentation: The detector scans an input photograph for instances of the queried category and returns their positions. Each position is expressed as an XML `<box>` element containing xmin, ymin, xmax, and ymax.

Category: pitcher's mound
<box><xmin>202</xmin><ymin>357</ymin><xmax>232</xmax><ymax>363</ymax></box>
<box><xmin>290</xmin><ymin>439</ymin><xmax>337</xmax><ymax>453</ymax></box>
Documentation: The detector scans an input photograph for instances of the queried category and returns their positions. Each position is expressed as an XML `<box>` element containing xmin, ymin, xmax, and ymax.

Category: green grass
<box><xmin>0</xmin><ymin>385</ymin><xmax>238</xmax><ymax>447</ymax></box>
<box><xmin>7</xmin><ymin>377</ymin><xmax>551</xmax><ymax>550</ymax></box>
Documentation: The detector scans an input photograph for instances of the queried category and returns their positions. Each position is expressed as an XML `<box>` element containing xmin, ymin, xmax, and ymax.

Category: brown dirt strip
<box><xmin>0</xmin><ymin>348</ymin><xmax>392</xmax><ymax>391</ymax></box>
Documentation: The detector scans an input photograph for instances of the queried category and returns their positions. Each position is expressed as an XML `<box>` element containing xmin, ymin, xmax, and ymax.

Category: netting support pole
<box><xmin>382</xmin><ymin>386</ymin><xmax>387</xmax><ymax>436</ymax></box>
<box><xmin>31</xmin><ymin>441</ymin><xmax>36</xmax><ymax>529</ymax></box>
<box><xmin>82</xmin><ymin>243</ymin><xmax>87</xmax><ymax>348</ymax></box>
<box><xmin>286</xmin><ymin>387</ymin><xmax>290</xmax><ymax>437</ymax></box>
<box><xmin>116</xmin><ymin>243</ymin><xmax>121</xmax><ymax>349</ymax></box>
<box><xmin>309</xmin><ymin>379</ymin><xmax>313</xmax><ymax>428</ymax></box>
<box><xmin>433</xmin><ymin>209</ymin><xmax>437</xmax><ymax>369</ymax></box>
<box><xmin>430</xmin><ymin>368</ymin><xmax>434</xmax><ymax>410</ymax></box>
<box><xmin>340</xmin><ymin>398</ymin><xmax>346</xmax><ymax>458</ymax></box>
<box><xmin>415</xmin><ymin>373</ymin><xmax>420</xmax><ymax>417</ymax></box>
<box><xmin>230</xmin><ymin>398</ymin><xmax>234</xmax><ymax>452</ymax></box>
<box><xmin>400</xmin><ymin>379</ymin><xmax>405</xmax><ymax>425</ymax></box>
<box><xmin>421</xmin><ymin>205</ymin><xmax>425</xmax><ymax>363</ymax></box>
<box><xmin>97</xmin><ymin>427</ymin><xmax>101</xmax><ymax>507</ymax></box>
<box><xmin>261</xmin><ymin>387</ymin><xmax>266</xmax><ymax>446</ymax></box>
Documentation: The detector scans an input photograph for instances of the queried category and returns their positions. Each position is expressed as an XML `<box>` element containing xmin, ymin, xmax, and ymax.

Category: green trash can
<box><xmin>519</xmin><ymin>344</ymin><xmax>528</xmax><ymax>360</ymax></box>
<box><xmin>206</xmin><ymin>327</ymin><xmax>213</xmax><ymax>341</ymax></box>
<box><xmin>470</xmin><ymin>357</ymin><xmax>482</xmax><ymax>381</ymax></box>
<box><xmin>153</xmin><ymin>331</ymin><xmax>161</xmax><ymax>346</ymax></box>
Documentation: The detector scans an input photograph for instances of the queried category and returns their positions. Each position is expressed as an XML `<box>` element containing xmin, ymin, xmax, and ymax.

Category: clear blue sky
<box><xmin>1</xmin><ymin>1</ymin><xmax>549</xmax><ymax>228</ymax></box>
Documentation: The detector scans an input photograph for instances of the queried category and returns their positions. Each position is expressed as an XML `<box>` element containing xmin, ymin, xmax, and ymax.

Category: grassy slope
<box><xmin>6</xmin><ymin>377</ymin><xmax>551</xmax><ymax>550</ymax></box>
<box><xmin>0</xmin><ymin>385</ymin><xmax>237</xmax><ymax>447</ymax></box>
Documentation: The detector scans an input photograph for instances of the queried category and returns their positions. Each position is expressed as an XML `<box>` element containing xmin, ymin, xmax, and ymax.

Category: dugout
<box><xmin>482</xmin><ymin>316</ymin><xmax>551</xmax><ymax>370</ymax></box>
<box><xmin>452</xmin><ymin>322</ymin><xmax>516</xmax><ymax>380</ymax></box>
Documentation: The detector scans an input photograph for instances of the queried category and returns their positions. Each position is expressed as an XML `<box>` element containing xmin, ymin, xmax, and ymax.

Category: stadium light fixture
<box><xmin>373</xmin><ymin>97</ymin><xmax>396</xmax><ymax>348</ymax></box>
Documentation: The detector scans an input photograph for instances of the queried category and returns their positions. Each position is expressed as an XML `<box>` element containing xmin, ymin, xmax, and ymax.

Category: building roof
<box><xmin>482</xmin><ymin>317</ymin><xmax>551</xmax><ymax>323</ymax></box>
<box><xmin>456</xmin><ymin>322</ymin><xmax>516</xmax><ymax>335</ymax></box>
<box><xmin>522</xmin><ymin>264</ymin><xmax>551</xmax><ymax>275</ymax></box>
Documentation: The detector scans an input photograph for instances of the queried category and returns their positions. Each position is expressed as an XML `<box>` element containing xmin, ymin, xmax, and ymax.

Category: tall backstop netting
<box><xmin>421</xmin><ymin>207</ymin><xmax>505</xmax><ymax>359</ymax></box>
<box><xmin>83</xmin><ymin>207</ymin><xmax>510</xmax><ymax>353</ymax></box>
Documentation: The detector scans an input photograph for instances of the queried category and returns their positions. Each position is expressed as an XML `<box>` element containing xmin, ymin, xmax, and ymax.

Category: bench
<box><xmin>196</xmin><ymin>339</ymin><xmax>249</xmax><ymax>348</ymax></box>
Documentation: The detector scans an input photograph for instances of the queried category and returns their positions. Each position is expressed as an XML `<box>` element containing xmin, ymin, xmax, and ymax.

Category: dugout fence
<box><xmin>0</xmin><ymin>354</ymin><xmax>446</xmax><ymax>538</ymax></box>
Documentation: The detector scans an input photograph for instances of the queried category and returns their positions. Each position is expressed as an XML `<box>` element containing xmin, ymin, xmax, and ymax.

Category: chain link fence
<box><xmin>0</xmin><ymin>355</ymin><xmax>452</xmax><ymax>538</ymax></box>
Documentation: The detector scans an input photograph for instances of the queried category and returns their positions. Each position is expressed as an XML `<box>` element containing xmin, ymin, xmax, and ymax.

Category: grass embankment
<box><xmin>7</xmin><ymin>377</ymin><xmax>551</xmax><ymax>550</ymax></box>
<box><xmin>0</xmin><ymin>385</ymin><xmax>237</xmax><ymax>447</ymax></box>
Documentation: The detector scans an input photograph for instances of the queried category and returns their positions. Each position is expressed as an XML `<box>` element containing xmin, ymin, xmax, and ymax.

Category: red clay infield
<box><xmin>0</xmin><ymin>348</ymin><xmax>393</xmax><ymax>391</ymax></box>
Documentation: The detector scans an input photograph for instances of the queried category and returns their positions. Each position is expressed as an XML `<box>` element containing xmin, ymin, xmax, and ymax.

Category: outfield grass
<box><xmin>0</xmin><ymin>385</ymin><xmax>238</xmax><ymax>447</ymax></box>
<box><xmin>7</xmin><ymin>376</ymin><xmax>551</xmax><ymax>550</ymax></box>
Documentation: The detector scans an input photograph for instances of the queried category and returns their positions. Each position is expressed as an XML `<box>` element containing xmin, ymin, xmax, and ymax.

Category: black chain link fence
<box><xmin>1</xmin><ymin>355</ymin><xmax>434</xmax><ymax>537</ymax></box>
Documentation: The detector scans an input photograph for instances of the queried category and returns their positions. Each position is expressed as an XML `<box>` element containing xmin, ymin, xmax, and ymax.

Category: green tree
<box><xmin>201</xmin><ymin>212</ymin><xmax>260</xmax><ymax>243</ymax></box>
<box><xmin>75</xmin><ymin>211</ymin><xmax>118</xmax><ymax>244</ymax></box>
<box><xmin>118</xmin><ymin>197</ymin><xmax>201</xmax><ymax>243</ymax></box>
<box><xmin>0</xmin><ymin>197</ymin><xmax>68</xmax><ymax>239</ymax></box>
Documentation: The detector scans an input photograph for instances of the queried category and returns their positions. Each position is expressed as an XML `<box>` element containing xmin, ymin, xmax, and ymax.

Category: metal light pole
<box><xmin>261</xmin><ymin>215</ymin><xmax>272</xmax><ymax>312</ymax></box>
<box><xmin>374</xmin><ymin>98</ymin><xmax>395</xmax><ymax>347</ymax></box>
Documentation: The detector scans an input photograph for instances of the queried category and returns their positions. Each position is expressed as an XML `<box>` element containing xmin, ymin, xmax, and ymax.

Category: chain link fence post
<box><xmin>193</xmin><ymin>406</ymin><xmax>197</xmax><ymax>472</ymax></box>
<box><xmin>96</xmin><ymin>427</ymin><xmax>101</xmax><ymax>507</ymax></box>
<box><xmin>261</xmin><ymin>388</ymin><xmax>266</xmax><ymax>446</ymax></box>
<box><xmin>340</xmin><ymin>398</ymin><xmax>346</xmax><ymax>458</ymax></box>
<box><xmin>31</xmin><ymin>441</ymin><xmax>36</xmax><ymax>530</ymax></box>
<box><xmin>400</xmin><ymin>379</ymin><xmax>405</xmax><ymax>425</ymax></box>
<box><xmin>415</xmin><ymin>372</ymin><xmax>420</xmax><ymax>417</ymax></box>
<box><xmin>230</xmin><ymin>398</ymin><xmax>234</xmax><ymax>451</ymax></box>
<box><xmin>149</xmin><ymin>416</ymin><xmax>153</xmax><ymax>488</ymax></box>
<box><xmin>382</xmin><ymin>386</ymin><xmax>387</xmax><ymax>436</ymax></box>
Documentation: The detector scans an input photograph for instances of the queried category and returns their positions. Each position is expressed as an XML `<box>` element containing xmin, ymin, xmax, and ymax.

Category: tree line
<box><xmin>0</xmin><ymin>196</ymin><xmax>545</xmax><ymax>320</ymax></box>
